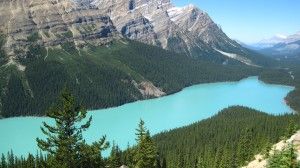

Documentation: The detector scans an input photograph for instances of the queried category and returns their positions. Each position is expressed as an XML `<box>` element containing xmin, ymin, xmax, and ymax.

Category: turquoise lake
<box><xmin>0</xmin><ymin>77</ymin><xmax>295</xmax><ymax>157</ymax></box>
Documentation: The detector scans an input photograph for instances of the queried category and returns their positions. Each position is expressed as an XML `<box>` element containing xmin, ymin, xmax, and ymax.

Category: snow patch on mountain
<box><xmin>250</xmin><ymin>31</ymin><xmax>300</xmax><ymax>49</ymax></box>
<box><xmin>167</xmin><ymin>4</ymin><xmax>198</xmax><ymax>22</ymax></box>
<box><xmin>214</xmin><ymin>48</ymin><xmax>256</xmax><ymax>66</ymax></box>
<box><xmin>214</xmin><ymin>48</ymin><xmax>239</xmax><ymax>59</ymax></box>
<box><xmin>275</xmin><ymin>34</ymin><xmax>287</xmax><ymax>39</ymax></box>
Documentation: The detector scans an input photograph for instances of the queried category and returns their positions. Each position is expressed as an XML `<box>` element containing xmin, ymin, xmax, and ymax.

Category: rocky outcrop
<box><xmin>90</xmin><ymin>0</ymin><xmax>247</xmax><ymax>61</ymax></box>
<box><xmin>132</xmin><ymin>80</ymin><xmax>166</xmax><ymax>98</ymax></box>
<box><xmin>243</xmin><ymin>131</ymin><xmax>300</xmax><ymax>168</ymax></box>
<box><xmin>119</xmin><ymin>165</ymin><xmax>129</xmax><ymax>168</ymax></box>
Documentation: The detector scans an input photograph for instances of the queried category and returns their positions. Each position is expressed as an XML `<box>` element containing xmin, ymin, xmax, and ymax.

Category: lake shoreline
<box><xmin>0</xmin><ymin>76</ymin><xmax>294</xmax><ymax>157</ymax></box>
<box><xmin>1</xmin><ymin>76</ymin><xmax>295</xmax><ymax>121</ymax></box>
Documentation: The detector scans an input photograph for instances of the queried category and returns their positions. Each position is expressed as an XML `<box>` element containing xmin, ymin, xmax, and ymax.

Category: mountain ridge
<box><xmin>248</xmin><ymin>31</ymin><xmax>300</xmax><ymax>49</ymax></box>
<box><xmin>0</xmin><ymin>0</ymin><xmax>272</xmax><ymax>68</ymax></box>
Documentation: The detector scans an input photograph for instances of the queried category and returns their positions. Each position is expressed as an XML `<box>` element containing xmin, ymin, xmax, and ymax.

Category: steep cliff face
<box><xmin>0</xmin><ymin>0</ymin><xmax>270</xmax><ymax>68</ymax></box>
<box><xmin>90</xmin><ymin>0</ymin><xmax>205</xmax><ymax>54</ymax></box>
<box><xmin>89</xmin><ymin>0</ymin><xmax>254</xmax><ymax>64</ymax></box>
<box><xmin>0</xmin><ymin>0</ymin><xmax>118</xmax><ymax>60</ymax></box>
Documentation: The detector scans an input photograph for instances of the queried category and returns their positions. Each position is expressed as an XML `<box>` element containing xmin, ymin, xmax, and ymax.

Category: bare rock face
<box><xmin>90</xmin><ymin>0</ymin><xmax>252</xmax><ymax>64</ymax></box>
<box><xmin>0</xmin><ymin>0</ymin><xmax>259</xmax><ymax>66</ymax></box>
<box><xmin>120</xmin><ymin>15</ymin><xmax>159</xmax><ymax>45</ymax></box>
<box><xmin>0</xmin><ymin>0</ymin><xmax>118</xmax><ymax>58</ymax></box>
<box><xmin>132</xmin><ymin>80</ymin><xmax>166</xmax><ymax>98</ymax></box>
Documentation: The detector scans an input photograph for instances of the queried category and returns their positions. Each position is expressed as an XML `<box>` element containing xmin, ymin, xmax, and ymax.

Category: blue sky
<box><xmin>172</xmin><ymin>0</ymin><xmax>300</xmax><ymax>43</ymax></box>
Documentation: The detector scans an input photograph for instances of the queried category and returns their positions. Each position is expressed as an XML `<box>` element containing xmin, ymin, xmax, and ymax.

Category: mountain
<box><xmin>259</xmin><ymin>40</ymin><xmax>300</xmax><ymax>59</ymax></box>
<box><xmin>91</xmin><ymin>0</ymin><xmax>263</xmax><ymax>65</ymax></box>
<box><xmin>0</xmin><ymin>0</ymin><xmax>271</xmax><ymax>67</ymax></box>
<box><xmin>251</xmin><ymin>35</ymin><xmax>289</xmax><ymax>49</ymax></box>
<box><xmin>244</xmin><ymin>31</ymin><xmax>300</xmax><ymax>59</ymax></box>
<box><xmin>0</xmin><ymin>0</ymin><xmax>269</xmax><ymax>117</ymax></box>
<box><xmin>250</xmin><ymin>32</ymin><xmax>300</xmax><ymax>49</ymax></box>
<box><xmin>122</xmin><ymin>1</ymin><xmax>277</xmax><ymax>66</ymax></box>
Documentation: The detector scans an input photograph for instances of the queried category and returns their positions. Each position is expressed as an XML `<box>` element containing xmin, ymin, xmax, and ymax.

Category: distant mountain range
<box><xmin>259</xmin><ymin>40</ymin><xmax>300</xmax><ymax>59</ymax></box>
<box><xmin>250</xmin><ymin>32</ymin><xmax>300</xmax><ymax>49</ymax></box>
<box><xmin>244</xmin><ymin>31</ymin><xmax>300</xmax><ymax>58</ymax></box>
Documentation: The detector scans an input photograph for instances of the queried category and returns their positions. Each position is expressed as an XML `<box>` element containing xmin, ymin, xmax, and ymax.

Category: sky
<box><xmin>172</xmin><ymin>0</ymin><xmax>300</xmax><ymax>44</ymax></box>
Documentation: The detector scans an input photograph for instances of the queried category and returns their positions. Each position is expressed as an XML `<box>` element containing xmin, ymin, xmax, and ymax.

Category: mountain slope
<box><xmin>260</xmin><ymin>40</ymin><xmax>300</xmax><ymax>59</ymax></box>
<box><xmin>243</xmin><ymin>130</ymin><xmax>300</xmax><ymax>168</ymax></box>
<box><xmin>251</xmin><ymin>32</ymin><xmax>300</xmax><ymax>49</ymax></box>
<box><xmin>0</xmin><ymin>39</ymin><xmax>259</xmax><ymax>118</ymax></box>
<box><xmin>94</xmin><ymin>0</ymin><xmax>273</xmax><ymax>66</ymax></box>
<box><xmin>0</xmin><ymin>0</ymin><xmax>271</xmax><ymax>117</ymax></box>
<box><xmin>0</xmin><ymin>0</ymin><xmax>274</xmax><ymax>68</ymax></box>
<box><xmin>247</xmin><ymin>31</ymin><xmax>300</xmax><ymax>59</ymax></box>
<box><xmin>153</xmin><ymin>106</ymin><xmax>300</xmax><ymax>168</ymax></box>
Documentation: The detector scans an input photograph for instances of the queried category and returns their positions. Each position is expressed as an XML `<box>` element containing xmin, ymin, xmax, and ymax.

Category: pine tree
<box><xmin>156</xmin><ymin>157</ymin><xmax>162</xmax><ymax>168</ymax></box>
<box><xmin>237</xmin><ymin>128</ymin><xmax>253</xmax><ymax>166</ymax></box>
<box><xmin>1</xmin><ymin>154</ymin><xmax>6</xmax><ymax>168</ymax></box>
<box><xmin>25</xmin><ymin>154</ymin><xmax>35</xmax><ymax>168</ymax></box>
<box><xmin>196</xmin><ymin>155</ymin><xmax>205</xmax><ymax>168</ymax></box>
<box><xmin>213</xmin><ymin>148</ymin><xmax>222</xmax><ymax>168</ymax></box>
<box><xmin>36</xmin><ymin>89</ymin><xmax>109</xmax><ymax>168</ymax></box>
<box><xmin>109</xmin><ymin>142</ymin><xmax>122</xmax><ymax>168</ymax></box>
<box><xmin>177</xmin><ymin>153</ymin><xmax>184</xmax><ymax>168</ymax></box>
<box><xmin>161</xmin><ymin>158</ymin><xmax>167</xmax><ymax>168</ymax></box>
<box><xmin>121</xmin><ymin>144</ymin><xmax>135</xmax><ymax>167</ymax></box>
<box><xmin>77</xmin><ymin>137</ymin><xmax>109</xmax><ymax>168</ymax></box>
<box><xmin>219</xmin><ymin>148</ymin><xmax>231</xmax><ymax>168</ymax></box>
<box><xmin>35</xmin><ymin>151</ymin><xmax>45</xmax><ymax>168</ymax></box>
<box><xmin>7</xmin><ymin>150</ymin><xmax>14</xmax><ymax>167</ymax></box>
<box><xmin>285</xmin><ymin>120</ymin><xmax>298</xmax><ymax>138</ymax></box>
<box><xmin>134</xmin><ymin>119</ymin><xmax>158</xmax><ymax>168</ymax></box>
<box><xmin>230</xmin><ymin>152</ymin><xmax>239</xmax><ymax>168</ymax></box>
<box><xmin>262</xmin><ymin>141</ymin><xmax>272</xmax><ymax>159</ymax></box>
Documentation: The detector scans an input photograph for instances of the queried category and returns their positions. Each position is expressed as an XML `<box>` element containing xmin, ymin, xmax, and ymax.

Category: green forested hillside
<box><xmin>259</xmin><ymin>61</ymin><xmax>300</xmax><ymax>112</ymax></box>
<box><xmin>153</xmin><ymin>106</ymin><xmax>300</xmax><ymax>168</ymax></box>
<box><xmin>0</xmin><ymin>40</ymin><xmax>260</xmax><ymax>118</ymax></box>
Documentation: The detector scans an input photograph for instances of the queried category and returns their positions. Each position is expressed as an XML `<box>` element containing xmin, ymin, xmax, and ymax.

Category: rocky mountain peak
<box><xmin>0</xmin><ymin>0</ymin><xmax>264</xmax><ymax>67</ymax></box>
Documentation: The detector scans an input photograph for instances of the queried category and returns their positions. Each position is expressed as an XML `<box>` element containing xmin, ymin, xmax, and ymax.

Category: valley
<box><xmin>0</xmin><ymin>40</ymin><xmax>261</xmax><ymax>118</ymax></box>
<box><xmin>0</xmin><ymin>0</ymin><xmax>299</xmax><ymax>168</ymax></box>
<box><xmin>0</xmin><ymin>0</ymin><xmax>279</xmax><ymax>119</ymax></box>
<box><xmin>0</xmin><ymin>76</ymin><xmax>294</xmax><ymax>158</ymax></box>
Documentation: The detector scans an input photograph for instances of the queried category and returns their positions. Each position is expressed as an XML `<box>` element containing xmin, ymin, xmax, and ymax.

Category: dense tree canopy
<box><xmin>153</xmin><ymin>106</ymin><xmax>300</xmax><ymax>168</ymax></box>
<box><xmin>0</xmin><ymin>40</ymin><xmax>260</xmax><ymax>118</ymax></box>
